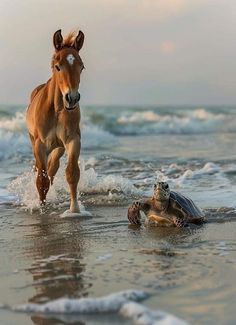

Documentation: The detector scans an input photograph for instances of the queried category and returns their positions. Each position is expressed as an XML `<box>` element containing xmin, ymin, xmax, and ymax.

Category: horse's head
<box><xmin>52</xmin><ymin>30</ymin><xmax>85</xmax><ymax>110</ymax></box>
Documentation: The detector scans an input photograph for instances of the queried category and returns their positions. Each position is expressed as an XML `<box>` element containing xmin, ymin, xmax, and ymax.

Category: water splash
<box><xmin>8</xmin><ymin>159</ymin><xmax>139</xmax><ymax>212</ymax></box>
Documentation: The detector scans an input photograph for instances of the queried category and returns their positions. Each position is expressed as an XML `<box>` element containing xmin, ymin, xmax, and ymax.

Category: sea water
<box><xmin>0</xmin><ymin>104</ymin><xmax>236</xmax><ymax>324</ymax></box>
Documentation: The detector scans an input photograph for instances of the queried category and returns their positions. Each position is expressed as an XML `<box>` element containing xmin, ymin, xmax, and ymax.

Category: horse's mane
<box><xmin>63</xmin><ymin>31</ymin><xmax>77</xmax><ymax>47</ymax></box>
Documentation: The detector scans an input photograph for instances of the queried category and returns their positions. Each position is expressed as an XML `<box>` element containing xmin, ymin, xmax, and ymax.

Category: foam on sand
<box><xmin>12</xmin><ymin>290</ymin><xmax>148</xmax><ymax>314</ymax></box>
<box><xmin>3</xmin><ymin>290</ymin><xmax>188</xmax><ymax>324</ymax></box>
<box><xmin>120</xmin><ymin>302</ymin><xmax>188</xmax><ymax>325</ymax></box>
<box><xmin>60</xmin><ymin>204</ymin><xmax>92</xmax><ymax>218</ymax></box>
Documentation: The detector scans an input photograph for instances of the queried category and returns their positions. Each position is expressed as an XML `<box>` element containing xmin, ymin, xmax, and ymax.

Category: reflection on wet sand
<box><xmin>7</xmin><ymin>206</ymin><xmax>236</xmax><ymax>325</ymax></box>
<box><xmin>23</xmin><ymin>215</ymin><xmax>91</xmax><ymax>324</ymax></box>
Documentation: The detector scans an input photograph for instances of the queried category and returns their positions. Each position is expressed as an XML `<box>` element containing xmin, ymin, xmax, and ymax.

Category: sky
<box><xmin>0</xmin><ymin>0</ymin><xmax>236</xmax><ymax>106</ymax></box>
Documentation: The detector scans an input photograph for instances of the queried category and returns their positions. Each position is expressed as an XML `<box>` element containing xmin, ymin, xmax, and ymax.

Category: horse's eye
<box><xmin>55</xmin><ymin>64</ymin><xmax>60</xmax><ymax>71</ymax></box>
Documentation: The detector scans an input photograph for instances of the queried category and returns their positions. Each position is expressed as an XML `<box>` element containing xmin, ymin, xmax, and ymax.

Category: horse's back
<box><xmin>27</xmin><ymin>83</ymin><xmax>47</xmax><ymax>136</ymax></box>
<box><xmin>30</xmin><ymin>83</ymin><xmax>46</xmax><ymax>102</ymax></box>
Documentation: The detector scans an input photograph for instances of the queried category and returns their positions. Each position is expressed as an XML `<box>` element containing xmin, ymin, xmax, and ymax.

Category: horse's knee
<box><xmin>65</xmin><ymin>139</ymin><xmax>80</xmax><ymax>185</ymax></box>
<box><xmin>47</xmin><ymin>147</ymin><xmax>65</xmax><ymax>183</ymax></box>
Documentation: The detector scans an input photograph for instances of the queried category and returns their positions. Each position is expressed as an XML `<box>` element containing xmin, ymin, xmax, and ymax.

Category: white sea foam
<box><xmin>0</xmin><ymin>111</ymin><xmax>26</xmax><ymax>132</ymax></box>
<box><xmin>152</xmin><ymin>162</ymin><xmax>223</xmax><ymax>187</ymax></box>
<box><xmin>8</xmin><ymin>159</ymin><xmax>138</xmax><ymax>211</ymax></box>
<box><xmin>8</xmin><ymin>169</ymin><xmax>40</xmax><ymax>210</ymax></box>
<box><xmin>118</xmin><ymin>111</ymin><xmax>163</xmax><ymax>123</ymax></box>
<box><xmin>172</xmin><ymin>162</ymin><xmax>224</xmax><ymax>187</ymax></box>
<box><xmin>0</xmin><ymin>131</ymin><xmax>30</xmax><ymax>160</ymax></box>
<box><xmin>116</xmin><ymin>108</ymin><xmax>224</xmax><ymax>135</ymax></box>
<box><xmin>79</xmin><ymin>160</ymin><xmax>139</xmax><ymax>195</ymax></box>
<box><xmin>12</xmin><ymin>290</ymin><xmax>148</xmax><ymax>314</ymax></box>
<box><xmin>96</xmin><ymin>253</ymin><xmax>113</xmax><ymax>262</ymax></box>
<box><xmin>7</xmin><ymin>290</ymin><xmax>188</xmax><ymax>325</ymax></box>
<box><xmin>144</xmin><ymin>162</ymin><xmax>233</xmax><ymax>208</ymax></box>
<box><xmin>0</xmin><ymin>111</ymin><xmax>30</xmax><ymax>160</ymax></box>
<box><xmin>60</xmin><ymin>206</ymin><xmax>92</xmax><ymax>218</ymax></box>
<box><xmin>120</xmin><ymin>302</ymin><xmax>188</xmax><ymax>325</ymax></box>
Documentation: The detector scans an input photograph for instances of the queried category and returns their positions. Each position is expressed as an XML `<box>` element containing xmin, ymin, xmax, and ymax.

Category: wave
<box><xmin>115</xmin><ymin>108</ymin><xmax>225</xmax><ymax>135</ymax></box>
<box><xmin>85</xmin><ymin>106</ymin><xmax>236</xmax><ymax>135</ymax></box>
<box><xmin>1</xmin><ymin>106</ymin><xmax>236</xmax><ymax>163</ymax></box>
<box><xmin>139</xmin><ymin>162</ymin><xmax>235</xmax><ymax>208</ymax></box>
<box><xmin>0</xmin><ymin>111</ymin><xmax>116</xmax><ymax>160</ymax></box>
<box><xmin>151</xmin><ymin>162</ymin><xmax>228</xmax><ymax>188</ymax></box>
<box><xmin>0</xmin><ymin>112</ymin><xmax>31</xmax><ymax>160</ymax></box>
<box><xmin>0</xmin><ymin>130</ymin><xmax>31</xmax><ymax>160</ymax></box>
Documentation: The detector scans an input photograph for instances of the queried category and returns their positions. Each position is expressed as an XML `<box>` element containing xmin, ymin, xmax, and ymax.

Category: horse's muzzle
<box><xmin>64</xmin><ymin>92</ymin><xmax>80</xmax><ymax>110</ymax></box>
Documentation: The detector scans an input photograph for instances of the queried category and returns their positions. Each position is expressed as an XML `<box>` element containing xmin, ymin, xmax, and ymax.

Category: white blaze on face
<box><xmin>67</xmin><ymin>54</ymin><xmax>75</xmax><ymax>66</ymax></box>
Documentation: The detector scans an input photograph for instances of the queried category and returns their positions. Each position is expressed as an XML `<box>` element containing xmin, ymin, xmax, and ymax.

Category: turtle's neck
<box><xmin>152</xmin><ymin>197</ymin><xmax>169</xmax><ymax>212</ymax></box>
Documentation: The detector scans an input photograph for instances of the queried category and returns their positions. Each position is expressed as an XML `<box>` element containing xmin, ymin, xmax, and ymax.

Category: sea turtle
<box><xmin>127</xmin><ymin>181</ymin><xmax>206</xmax><ymax>227</ymax></box>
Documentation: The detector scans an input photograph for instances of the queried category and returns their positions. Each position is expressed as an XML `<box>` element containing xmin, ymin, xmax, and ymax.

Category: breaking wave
<box><xmin>0</xmin><ymin>110</ymin><xmax>116</xmax><ymax>160</ymax></box>
<box><xmin>115</xmin><ymin>108</ymin><xmax>225</xmax><ymax>135</ymax></box>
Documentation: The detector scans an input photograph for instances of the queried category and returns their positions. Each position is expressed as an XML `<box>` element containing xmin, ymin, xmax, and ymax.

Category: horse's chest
<box><xmin>44</xmin><ymin>128</ymin><xmax>61</xmax><ymax>150</ymax></box>
<box><xmin>48</xmin><ymin>124</ymin><xmax>74</xmax><ymax>144</ymax></box>
<box><xmin>43</xmin><ymin>111</ymin><xmax>80</xmax><ymax>149</ymax></box>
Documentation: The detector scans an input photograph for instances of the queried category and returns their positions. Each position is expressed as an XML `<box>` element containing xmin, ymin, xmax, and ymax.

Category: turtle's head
<box><xmin>153</xmin><ymin>182</ymin><xmax>170</xmax><ymax>201</ymax></box>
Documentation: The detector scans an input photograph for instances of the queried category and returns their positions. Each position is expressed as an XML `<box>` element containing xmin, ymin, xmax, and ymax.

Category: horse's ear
<box><xmin>53</xmin><ymin>29</ymin><xmax>63</xmax><ymax>51</ymax></box>
<box><xmin>73</xmin><ymin>31</ymin><xmax>84</xmax><ymax>51</ymax></box>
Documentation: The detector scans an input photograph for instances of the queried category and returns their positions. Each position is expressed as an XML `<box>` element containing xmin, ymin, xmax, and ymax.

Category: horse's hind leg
<box><xmin>34</xmin><ymin>139</ymin><xmax>50</xmax><ymax>204</ymax></box>
<box><xmin>65</xmin><ymin>138</ymin><xmax>80</xmax><ymax>212</ymax></box>
<box><xmin>47</xmin><ymin>147</ymin><xmax>65</xmax><ymax>185</ymax></box>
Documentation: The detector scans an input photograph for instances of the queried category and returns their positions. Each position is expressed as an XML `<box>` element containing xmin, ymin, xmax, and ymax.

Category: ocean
<box><xmin>0</xmin><ymin>104</ymin><xmax>236</xmax><ymax>324</ymax></box>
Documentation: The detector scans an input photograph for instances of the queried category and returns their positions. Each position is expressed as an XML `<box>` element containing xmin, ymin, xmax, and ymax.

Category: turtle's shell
<box><xmin>169</xmin><ymin>191</ymin><xmax>204</xmax><ymax>218</ymax></box>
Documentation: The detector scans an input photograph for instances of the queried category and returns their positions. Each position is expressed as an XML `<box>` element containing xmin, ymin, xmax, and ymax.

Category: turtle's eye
<box><xmin>164</xmin><ymin>184</ymin><xmax>169</xmax><ymax>189</ymax></box>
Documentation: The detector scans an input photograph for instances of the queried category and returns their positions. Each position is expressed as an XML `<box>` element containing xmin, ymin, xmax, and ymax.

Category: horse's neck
<box><xmin>47</xmin><ymin>76</ymin><xmax>64</xmax><ymax>113</ymax></box>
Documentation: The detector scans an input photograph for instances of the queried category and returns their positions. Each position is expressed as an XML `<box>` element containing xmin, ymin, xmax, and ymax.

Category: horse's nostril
<box><xmin>65</xmin><ymin>93</ymin><xmax>71</xmax><ymax>104</ymax></box>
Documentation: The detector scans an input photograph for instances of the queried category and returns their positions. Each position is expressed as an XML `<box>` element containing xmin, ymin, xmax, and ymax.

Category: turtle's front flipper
<box><xmin>173</xmin><ymin>216</ymin><xmax>189</xmax><ymax>228</ymax></box>
<box><xmin>191</xmin><ymin>216</ymin><xmax>207</xmax><ymax>225</ymax></box>
<box><xmin>127</xmin><ymin>201</ymin><xmax>142</xmax><ymax>225</ymax></box>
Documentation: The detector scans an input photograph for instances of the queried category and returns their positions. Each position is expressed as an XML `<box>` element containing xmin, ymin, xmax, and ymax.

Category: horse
<box><xmin>26</xmin><ymin>29</ymin><xmax>85</xmax><ymax>212</ymax></box>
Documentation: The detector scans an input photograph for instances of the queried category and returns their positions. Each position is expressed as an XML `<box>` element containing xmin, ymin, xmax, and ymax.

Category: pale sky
<box><xmin>0</xmin><ymin>0</ymin><xmax>236</xmax><ymax>106</ymax></box>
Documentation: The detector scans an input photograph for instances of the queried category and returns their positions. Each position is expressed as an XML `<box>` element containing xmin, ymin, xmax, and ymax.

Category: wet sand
<box><xmin>1</xmin><ymin>201</ymin><xmax>236</xmax><ymax>324</ymax></box>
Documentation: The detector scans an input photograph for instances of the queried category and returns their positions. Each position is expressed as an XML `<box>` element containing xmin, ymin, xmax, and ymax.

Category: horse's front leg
<box><xmin>65</xmin><ymin>138</ymin><xmax>81</xmax><ymax>212</ymax></box>
<box><xmin>47</xmin><ymin>147</ymin><xmax>65</xmax><ymax>185</ymax></box>
<box><xmin>34</xmin><ymin>139</ymin><xmax>50</xmax><ymax>204</ymax></box>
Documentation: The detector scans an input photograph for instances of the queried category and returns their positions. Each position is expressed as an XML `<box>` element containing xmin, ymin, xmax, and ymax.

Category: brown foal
<box><xmin>26</xmin><ymin>29</ymin><xmax>85</xmax><ymax>212</ymax></box>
